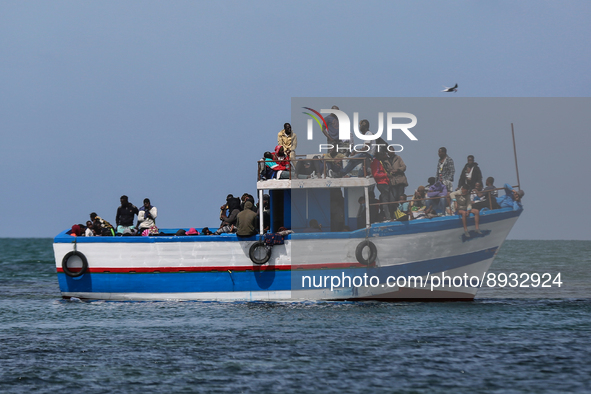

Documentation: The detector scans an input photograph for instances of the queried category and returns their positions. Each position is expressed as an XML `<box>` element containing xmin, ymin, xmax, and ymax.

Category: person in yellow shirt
<box><xmin>277</xmin><ymin>123</ymin><xmax>297</xmax><ymax>160</ymax></box>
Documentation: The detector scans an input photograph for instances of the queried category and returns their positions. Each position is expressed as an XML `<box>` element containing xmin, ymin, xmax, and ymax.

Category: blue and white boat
<box><xmin>54</xmin><ymin>165</ymin><xmax>522</xmax><ymax>301</ymax></box>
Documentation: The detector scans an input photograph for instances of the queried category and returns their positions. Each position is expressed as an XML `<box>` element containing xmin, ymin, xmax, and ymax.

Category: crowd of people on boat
<box><xmin>69</xmin><ymin>196</ymin><xmax>160</xmax><ymax>237</ymax></box>
<box><xmin>261</xmin><ymin>107</ymin><xmax>524</xmax><ymax>237</ymax></box>
<box><xmin>69</xmin><ymin>193</ymin><xmax>270</xmax><ymax>238</ymax></box>
<box><xmin>68</xmin><ymin>108</ymin><xmax>524</xmax><ymax>238</ymax></box>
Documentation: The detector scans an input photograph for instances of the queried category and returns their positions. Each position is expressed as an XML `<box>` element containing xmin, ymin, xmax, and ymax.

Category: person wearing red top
<box><xmin>371</xmin><ymin>151</ymin><xmax>393</xmax><ymax>221</ymax></box>
<box><xmin>272</xmin><ymin>145</ymin><xmax>295</xmax><ymax>179</ymax></box>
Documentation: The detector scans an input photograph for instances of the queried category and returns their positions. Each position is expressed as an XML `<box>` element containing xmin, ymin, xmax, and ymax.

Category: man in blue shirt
<box><xmin>496</xmin><ymin>184</ymin><xmax>524</xmax><ymax>210</ymax></box>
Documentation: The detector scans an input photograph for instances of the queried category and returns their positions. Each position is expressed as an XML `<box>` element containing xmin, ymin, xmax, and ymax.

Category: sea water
<box><xmin>0</xmin><ymin>239</ymin><xmax>589</xmax><ymax>393</ymax></box>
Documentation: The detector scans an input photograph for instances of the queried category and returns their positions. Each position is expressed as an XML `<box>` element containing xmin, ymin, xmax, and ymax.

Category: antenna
<box><xmin>511</xmin><ymin>123</ymin><xmax>521</xmax><ymax>190</ymax></box>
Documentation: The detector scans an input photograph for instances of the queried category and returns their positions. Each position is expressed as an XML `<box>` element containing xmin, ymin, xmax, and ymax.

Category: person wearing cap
<box><xmin>277</xmin><ymin>123</ymin><xmax>297</xmax><ymax>160</ymax></box>
<box><xmin>496</xmin><ymin>184</ymin><xmax>524</xmax><ymax>210</ymax></box>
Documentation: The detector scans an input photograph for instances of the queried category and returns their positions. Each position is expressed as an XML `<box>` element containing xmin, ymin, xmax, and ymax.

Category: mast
<box><xmin>511</xmin><ymin>123</ymin><xmax>521</xmax><ymax>190</ymax></box>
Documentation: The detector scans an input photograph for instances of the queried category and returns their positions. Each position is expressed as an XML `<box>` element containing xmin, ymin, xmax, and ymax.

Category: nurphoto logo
<box><xmin>302</xmin><ymin>107</ymin><xmax>418</xmax><ymax>153</ymax></box>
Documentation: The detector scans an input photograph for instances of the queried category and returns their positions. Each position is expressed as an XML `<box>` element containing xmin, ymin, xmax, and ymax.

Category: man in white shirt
<box><xmin>138</xmin><ymin>198</ymin><xmax>158</xmax><ymax>233</ymax></box>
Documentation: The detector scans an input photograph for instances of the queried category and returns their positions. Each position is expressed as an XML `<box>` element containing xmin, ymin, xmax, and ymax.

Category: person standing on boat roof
<box><xmin>137</xmin><ymin>198</ymin><xmax>157</xmax><ymax>233</ymax></box>
<box><xmin>277</xmin><ymin>123</ymin><xmax>297</xmax><ymax>160</ymax></box>
<box><xmin>436</xmin><ymin>147</ymin><xmax>455</xmax><ymax>193</ymax></box>
<box><xmin>458</xmin><ymin>155</ymin><xmax>482</xmax><ymax>191</ymax></box>
<box><xmin>116</xmin><ymin>195</ymin><xmax>139</xmax><ymax>235</ymax></box>
<box><xmin>322</xmin><ymin>106</ymin><xmax>340</xmax><ymax>145</ymax></box>
<box><xmin>322</xmin><ymin>105</ymin><xmax>353</xmax><ymax>154</ymax></box>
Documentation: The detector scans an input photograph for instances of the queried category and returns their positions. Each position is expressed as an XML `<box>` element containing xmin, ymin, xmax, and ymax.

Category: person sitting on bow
<box><xmin>496</xmin><ymin>184</ymin><xmax>524</xmax><ymax>210</ymax></box>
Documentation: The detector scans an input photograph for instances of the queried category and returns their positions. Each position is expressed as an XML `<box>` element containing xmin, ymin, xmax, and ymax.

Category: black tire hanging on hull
<box><xmin>355</xmin><ymin>240</ymin><xmax>377</xmax><ymax>265</ymax></box>
<box><xmin>249</xmin><ymin>241</ymin><xmax>272</xmax><ymax>265</ymax></box>
<box><xmin>62</xmin><ymin>251</ymin><xmax>89</xmax><ymax>277</ymax></box>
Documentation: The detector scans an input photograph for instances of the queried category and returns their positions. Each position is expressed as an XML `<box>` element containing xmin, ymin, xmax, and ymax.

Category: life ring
<box><xmin>62</xmin><ymin>251</ymin><xmax>89</xmax><ymax>277</ymax></box>
<box><xmin>249</xmin><ymin>241</ymin><xmax>271</xmax><ymax>265</ymax></box>
<box><xmin>355</xmin><ymin>240</ymin><xmax>377</xmax><ymax>265</ymax></box>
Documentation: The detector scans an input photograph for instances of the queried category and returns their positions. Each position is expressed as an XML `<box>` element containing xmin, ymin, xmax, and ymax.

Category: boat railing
<box><xmin>368</xmin><ymin>185</ymin><xmax>519</xmax><ymax>213</ymax></box>
<box><xmin>257</xmin><ymin>154</ymin><xmax>369</xmax><ymax>181</ymax></box>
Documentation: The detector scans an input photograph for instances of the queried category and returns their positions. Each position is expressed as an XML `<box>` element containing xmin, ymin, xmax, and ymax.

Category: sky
<box><xmin>0</xmin><ymin>1</ymin><xmax>589</xmax><ymax>239</ymax></box>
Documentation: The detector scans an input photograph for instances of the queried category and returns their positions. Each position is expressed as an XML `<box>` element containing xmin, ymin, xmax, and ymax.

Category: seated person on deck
<box><xmin>85</xmin><ymin>221</ymin><xmax>96</xmax><ymax>236</ymax></box>
<box><xmin>496</xmin><ymin>184</ymin><xmax>524</xmax><ymax>210</ymax></box>
<box><xmin>411</xmin><ymin>186</ymin><xmax>426</xmax><ymax>210</ymax></box>
<box><xmin>450</xmin><ymin>184</ymin><xmax>481</xmax><ymax>238</ymax></box>
<box><xmin>90</xmin><ymin>212</ymin><xmax>115</xmax><ymax>236</ymax></box>
<box><xmin>323</xmin><ymin>146</ymin><xmax>346</xmax><ymax>178</ymax></box>
<box><xmin>236</xmin><ymin>201</ymin><xmax>258</xmax><ymax>237</ymax></box>
<box><xmin>271</xmin><ymin>146</ymin><xmax>295</xmax><ymax>179</ymax></box>
<box><xmin>214</xmin><ymin>197</ymin><xmax>240</xmax><ymax>234</ymax></box>
<box><xmin>425</xmin><ymin>179</ymin><xmax>448</xmax><ymax>215</ymax></box>
<box><xmin>471</xmin><ymin>181</ymin><xmax>501</xmax><ymax>211</ymax></box>
<box><xmin>262</xmin><ymin>151</ymin><xmax>280</xmax><ymax>179</ymax></box>
<box><xmin>295</xmin><ymin>158</ymin><xmax>322</xmax><ymax>179</ymax></box>
<box><xmin>240</xmin><ymin>193</ymin><xmax>256</xmax><ymax>212</ymax></box>
<box><xmin>137</xmin><ymin>198</ymin><xmax>158</xmax><ymax>234</ymax></box>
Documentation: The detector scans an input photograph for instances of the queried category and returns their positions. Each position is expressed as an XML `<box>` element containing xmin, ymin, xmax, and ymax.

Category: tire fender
<box><xmin>249</xmin><ymin>241</ymin><xmax>271</xmax><ymax>265</ymax></box>
<box><xmin>355</xmin><ymin>240</ymin><xmax>377</xmax><ymax>265</ymax></box>
<box><xmin>62</xmin><ymin>251</ymin><xmax>89</xmax><ymax>277</ymax></box>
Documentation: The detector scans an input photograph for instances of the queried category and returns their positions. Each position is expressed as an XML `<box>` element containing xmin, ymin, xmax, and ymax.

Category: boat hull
<box><xmin>54</xmin><ymin>208</ymin><xmax>521</xmax><ymax>301</ymax></box>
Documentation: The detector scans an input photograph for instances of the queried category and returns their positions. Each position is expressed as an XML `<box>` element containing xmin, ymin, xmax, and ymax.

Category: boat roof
<box><xmin>257</xmin><ymin>177</ymin><xmax>375</xmax><ymax>190</ymax></box>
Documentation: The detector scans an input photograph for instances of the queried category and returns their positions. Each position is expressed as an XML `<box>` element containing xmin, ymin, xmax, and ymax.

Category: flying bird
<box><xmin>442</xmin><ymin>84</ymin><xmax>458</xmax><ymax>92</ymax></box>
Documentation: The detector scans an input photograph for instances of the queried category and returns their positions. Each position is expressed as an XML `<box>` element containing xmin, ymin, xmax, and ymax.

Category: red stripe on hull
<box><xmin>56</xmin><ymin>262</ymin><xmax>366</xmax><ymax>274</ymax></box>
